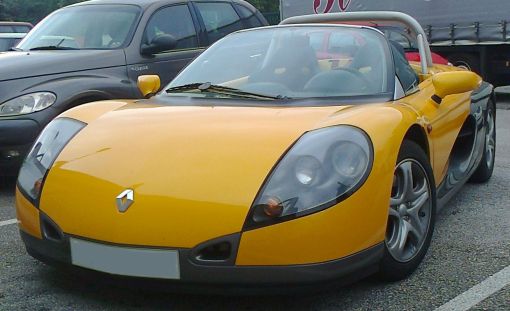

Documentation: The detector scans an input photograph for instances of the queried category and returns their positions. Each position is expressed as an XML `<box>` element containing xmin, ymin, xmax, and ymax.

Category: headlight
<box><xmin>0</xmin><ymin>92</ymin><xmax>56</xmax><ymax>116</ymax></box>
<box><xmin>244</xmin><ymin>126</ymin><xmax>373</xmax><ymax>230</ymax></box>
<box><xmin>17</xmin><ymin>118</ymin><xmax>86</xmax><ymax>205</ymax></box>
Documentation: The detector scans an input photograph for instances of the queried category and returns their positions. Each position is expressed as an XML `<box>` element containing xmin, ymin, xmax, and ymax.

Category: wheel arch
<box><xmin>60</xmin><ymin>90</ymin><xmax>113</xmax><ymax>112</ymax></box>
<box><xmin>402</xmin><ymin>124</ymin><xmax>430</xmax><ymax>161</ymax></box>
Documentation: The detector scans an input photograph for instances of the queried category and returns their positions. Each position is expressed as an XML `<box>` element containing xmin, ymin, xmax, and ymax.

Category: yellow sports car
<box><xmin>16</xmin><ymin>12</ymin><xmax>496</xmax><ymax>286</ymax></box>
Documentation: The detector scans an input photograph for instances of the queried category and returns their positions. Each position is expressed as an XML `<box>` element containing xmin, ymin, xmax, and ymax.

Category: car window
<box><xmin>234</xmin><ymin>4</ymin><xmax>262</xmax><ymax>28</ymax></box>
<box><xmin>389</xmin><ymin>41</ymin><xmax>419</xmax><ymax>94</ymax></box>
<box><xmin>144</xmin><ymin>5</ymin><xmax>198</xmax><ymax>52</ymax></box>
<box><xmin>169</xmin><ymin>26</ymin><xmax>392</xmax><ymax>99</ymax></box>
<box><xmin>380</xmin><ymin>28</ymin><xmax>416</xmax><ymax>50</ymax></box>
<box><xmin>387</xmin><ymin>31</ymin><xmax>412</xmax><ymax>50</ymax></box>
<box><xmin>0</xmin><ymin>26</ymin><xmax>13</xmax><ymax>33</ymax></box>
<box><xmin>0</xmin><ymin>38</ymin><xmax>15</xmax><ymax>51</ymax></box>
<box><xmin>18</xmin><ymin>5</ymin><xmax>140</xmax><ymax>50</ymax></box>
<box><xmin>328</xmin><ymin>32</ymin><xmax>358</xmax><ymax>55</ymax></box>
<box><xmin>14</xmin><ymin>26</ymin><xmax>31</xmax><ymax>33</ymax></box>
<box><xmin>195</xmin><ymin>2</ymin><xmax>244</xmax><ymax>44</ymax></box>
<box><xmin>308</xmin><ymin>32</ymin><xmax>325</xmax><ymax>51</ymax></box>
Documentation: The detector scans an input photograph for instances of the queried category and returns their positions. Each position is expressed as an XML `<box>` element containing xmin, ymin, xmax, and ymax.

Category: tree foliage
<box><xmin>0</xmin><ymin>0</ymin><xmax>87</xmax><ymax>23</ymax></box>
<box><xmin>249</xmin><ymin>0</ymin><xmax>279</xmax><ymax>13</ymax></box>
<box><xmin>0</xmin><ymin>0</ymin><xmax>278</xmax><ymax>24</ymax></box>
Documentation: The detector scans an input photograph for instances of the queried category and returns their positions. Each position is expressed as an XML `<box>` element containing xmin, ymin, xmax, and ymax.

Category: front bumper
<box><xmin>0</xmin><ymin>119</ymin><xmax>40</xmax><ymax>175</ymax></box>
<box><xmin>21</xmin><ymin>227</ymin><xmax>383</xmax><ymax>287</ymax></box>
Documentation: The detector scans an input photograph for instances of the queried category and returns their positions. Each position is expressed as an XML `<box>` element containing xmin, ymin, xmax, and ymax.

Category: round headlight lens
<box><xmin>0</xmin><ymin>92</ymin><xmax>56</xmax><ymax>116</ymax></box>
<box><xmin>294</xmin><ymin>156</ymin><xmax>321</xmax><ymax>186</ymax></box>
<box><xmin>331</xmin><ymin>142</ymin><xmax>369</xmax><ymax>182</ymax></box>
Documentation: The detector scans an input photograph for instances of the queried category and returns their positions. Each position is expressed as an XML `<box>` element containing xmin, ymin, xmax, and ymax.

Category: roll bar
<box><xmin>280</xmin><ymin>11</ymin><xmax>433</xmax><ymax>74</ymax></box>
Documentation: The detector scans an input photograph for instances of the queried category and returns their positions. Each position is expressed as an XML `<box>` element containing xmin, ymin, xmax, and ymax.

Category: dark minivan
<box><xmin>0</xmin><ymin>0</ymin><xmax>267</xmax><ymax>175</ymax></box>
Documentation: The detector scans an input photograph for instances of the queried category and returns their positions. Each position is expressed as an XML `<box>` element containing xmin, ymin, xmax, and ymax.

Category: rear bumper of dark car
<box><xmin>21</xmin><ymin>227</ymin><xmax>383</xmax><ymax>290</ymax></box>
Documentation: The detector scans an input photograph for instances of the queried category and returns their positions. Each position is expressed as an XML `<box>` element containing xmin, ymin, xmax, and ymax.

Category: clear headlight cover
<box><xmin>17</xmin><ymin>118</ymin><xmax>86</xmax><ymax>205</ymax></box>
<box><xmin>0</xmin><ymin>92</ymin><xmax>56</xmax><ymax>116</ymax></box>
<box><xmin>245</xmin><ymin>126</ymin><xmax>373</xmax><ymax>230</ymax></box>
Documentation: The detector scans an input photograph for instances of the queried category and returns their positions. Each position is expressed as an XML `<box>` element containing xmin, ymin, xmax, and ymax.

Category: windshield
<box><xmin>168</xmin><ymin>26</ymin><xmax>392</xmax><ymax>99</ymax></box>
<box><xmin>17</xmin><ymin>5</ymin><xmax>140</xmax><ymax>51</ymax></box>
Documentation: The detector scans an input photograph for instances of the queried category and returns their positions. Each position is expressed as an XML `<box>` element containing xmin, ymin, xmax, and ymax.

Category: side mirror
<box><xmin>137</xmin><ymin>75</ymin><xmax>161</xmax><ymax>98</ymax></box>
<box><xmin>431</xmin><ymin>71</ymin><xmax>481</xmax><ymax>104</ymax></box>
<box><xmin>141</xmin><ymin>34</ymin><xmax>177</xmax><ymax>55</ymax></box>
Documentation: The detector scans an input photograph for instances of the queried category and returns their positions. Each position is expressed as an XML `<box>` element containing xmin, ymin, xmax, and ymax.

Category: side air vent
<box><xmin>190</xmin><ymin>233</ymin><xmax>240</xmax><ymax>266</ymax></box>
<box><xmin>41</xmin><ymin>215</ymin><xmax>64</xmax><ymax>242</ymax></box>
<box><xmin>196</xmin><ymin>241</ymin><xmax>232</xmax><ymax>261</ymax></box>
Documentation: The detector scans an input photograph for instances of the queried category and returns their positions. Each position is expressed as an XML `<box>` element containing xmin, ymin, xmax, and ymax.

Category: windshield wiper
<box><xmin>165</xmin><ymin>82</ymin><xmax>287</xmax><ymax>100</ymax></box>
<box><xmin>9</xmin><ymin>47</ymin><xmax>23</xmax><ymax>52</ymax></box>
<box><xmin>29</xmin><ymin>46</ymin><xmax>79</xmax><ymax>51</ymax></box>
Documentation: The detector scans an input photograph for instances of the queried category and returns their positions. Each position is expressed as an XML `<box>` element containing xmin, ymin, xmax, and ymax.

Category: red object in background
<box><xmin>406</xmin><ymin>51</ymin><xmax>449</xmax><ymax>65</ymax></box>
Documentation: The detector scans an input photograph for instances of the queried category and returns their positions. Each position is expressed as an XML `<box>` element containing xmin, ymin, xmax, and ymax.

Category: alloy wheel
<box><xmin>386</xmin><ymin>159</ymin><xmax>432</xmax><ymax>263</ymax></box>
<box><xmin>485</xmin><ymin>108</ymin><xmax>496</xmax><ymax>168</ymax></box>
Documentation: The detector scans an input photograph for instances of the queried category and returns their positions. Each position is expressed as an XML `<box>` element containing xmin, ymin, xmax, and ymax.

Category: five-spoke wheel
<box><xmin>379</xmin><ymin>140</ymin><xmax>436</xmax><ymax>281</ymax></box>
<box><xmin>387</xmin><ymin>159</ymin><xmax>432</xmax><ymax>263</ymax></box>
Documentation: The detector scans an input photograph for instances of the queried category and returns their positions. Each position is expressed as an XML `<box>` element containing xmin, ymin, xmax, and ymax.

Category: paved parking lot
<box><xmin>0</xmin><ymin>109</ymin><xmax>509</xmax><ymax>311</ymax></box>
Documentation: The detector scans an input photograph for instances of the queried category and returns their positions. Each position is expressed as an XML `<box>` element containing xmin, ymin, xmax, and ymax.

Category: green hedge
<box><xmin>262</xmin><ymin>11</ymin><xmax>280</xmax><ymax>25</ymax></box>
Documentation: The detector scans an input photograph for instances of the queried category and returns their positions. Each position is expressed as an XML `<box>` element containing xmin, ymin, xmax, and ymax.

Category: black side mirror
<box><xmin>141</xmin><ymin>34</ymin><xmax>177</xmax><ymax>55</ymax></box>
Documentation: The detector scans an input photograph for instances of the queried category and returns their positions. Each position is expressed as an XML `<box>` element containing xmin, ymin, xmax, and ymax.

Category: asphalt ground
<box><xmin>0</xmin><ymin>109</ymin><xmax>509</xmax><ymax>311</ymax></box>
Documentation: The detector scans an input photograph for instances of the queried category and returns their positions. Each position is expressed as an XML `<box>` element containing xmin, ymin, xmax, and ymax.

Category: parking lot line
<box><xmin>0</xmin><ymin>218</ymin><xmax>18</xmax><ymax>227</ymax></box>
<box><xmin>434</xmin><ymin>265</ymin><xmax>510</xmax><ymax>311</ymax></box>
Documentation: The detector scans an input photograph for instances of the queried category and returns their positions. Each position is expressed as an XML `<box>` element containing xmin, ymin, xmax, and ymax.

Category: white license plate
<box><xmin>70</xmin><ymin>238</ymin><xmax>180</xmax><ymax>280</ymax></box>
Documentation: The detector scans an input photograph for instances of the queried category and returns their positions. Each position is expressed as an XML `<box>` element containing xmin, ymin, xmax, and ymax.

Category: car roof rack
<box><xmin>280</xmin><ymin>11</ymin><xmax>433</xmax><ymax>74</ymax></box>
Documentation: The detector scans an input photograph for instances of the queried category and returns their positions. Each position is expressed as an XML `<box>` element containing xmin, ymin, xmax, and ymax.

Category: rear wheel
<box><xmin>469</xmin><ymin>102</ymin><xmax>496</xmax><ymax>183</ymax></box>
<box><xmin>378</xmin><ymin>141</ymin><xmax>436</xmax><ymax>281</ymax></box>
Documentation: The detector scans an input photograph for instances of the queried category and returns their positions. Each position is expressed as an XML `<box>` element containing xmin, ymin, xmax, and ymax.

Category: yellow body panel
<box><xmin>432</xmin><ymin>71</ymin><xmax>482</xmax><ymax>99</ymax></box>
<box><xmin>41</xmin><ymin>104</ymin><xmax>349</xmax><ymax>248</ymax></box>
<box><xmin>15</xmin><ymin>188</ymin><xmax>41</xmax><ymax>238</ymax></box>
<box><xmin>17</xmin><ymin>62</ymin><xmax>479</xmax><ymax>265</ymax></box>
<box><xmin>401</xmin><ymin>79</ymin><xmax>472</xmax><ymax>184</ymax></box>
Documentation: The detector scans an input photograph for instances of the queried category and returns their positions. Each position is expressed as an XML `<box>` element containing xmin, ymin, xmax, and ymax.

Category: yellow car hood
<box><xmin>40</xmin><ymin>100</ymin><xmax>350</xmax><ymax>248</ymax></box>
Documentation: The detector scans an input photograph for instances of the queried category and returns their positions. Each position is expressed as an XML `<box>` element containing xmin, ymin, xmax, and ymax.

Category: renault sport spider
<box><xmin>16</xmin><ymin>12</ymin><xmax>496</xmax><ymax>286</ymax></box>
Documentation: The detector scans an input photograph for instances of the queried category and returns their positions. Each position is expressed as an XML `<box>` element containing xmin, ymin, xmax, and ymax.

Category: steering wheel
<box><xmin>304</xmin><ymin>67</ymin><xmax>376</xmax><ymax>95</ymax></box>
<box><xmin>107</xmin><ymin>39</ymin><xmax>123</xmax><ymax>48</ymax></box>
<box><xmin>330</xmin><ymin>67</ymin><xmax>376</xmax><ymax>93</ymax></box>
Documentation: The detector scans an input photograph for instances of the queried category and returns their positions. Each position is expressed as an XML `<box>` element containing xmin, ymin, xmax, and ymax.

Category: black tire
<box><xmin>448</xmin><ymin>53</ymin><xmax>481</xmax><ymax>74</ymax></box>
<box><xmin>378</xmin><ymin>140</ymin><xmax>437</xmax><ymax>281</ymax></box>
<box><xmin>469</xmin><ymin>101</ymin><xmax>496</xmax><ymax>183</ymax></box>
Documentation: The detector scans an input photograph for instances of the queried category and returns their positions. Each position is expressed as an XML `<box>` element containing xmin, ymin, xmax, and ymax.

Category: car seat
<box><xmin>249</xmin><ymin>34</ymin><xmax>319</xmax><ymax>91</ymax></box>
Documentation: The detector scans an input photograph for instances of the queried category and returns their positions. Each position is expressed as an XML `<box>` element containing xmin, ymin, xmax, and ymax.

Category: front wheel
<box><xmin>378</xmin><ymin>140</ymin><xmax>437</xmax><ymax>281</ymax></box>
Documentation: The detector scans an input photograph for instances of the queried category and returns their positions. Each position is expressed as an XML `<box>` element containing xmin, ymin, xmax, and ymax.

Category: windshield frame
<box><xmin>164</xmin><ymin>24</ymin><xmax>396</xmax><ymax>102</ymax></box>
<box><xmin>17</xmin><ymin>4</ymin><xmax>143</xmax><ymax>51</ymax></box>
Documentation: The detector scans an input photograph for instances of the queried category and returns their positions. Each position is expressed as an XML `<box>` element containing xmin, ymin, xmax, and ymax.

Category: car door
<box><xmin>127</xmin><ymin>3</ymin><xmax>205</xmax><ymax>90</ymax></box>
<box><xmin>394</xmin><ymin>43</ymin><xmax>471</xmax><ymax>186</ymax></box>
<box><xmin>406</xmin><ymin>78</ymin><xmax>472</xmax><ymax>185</ymax></box>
